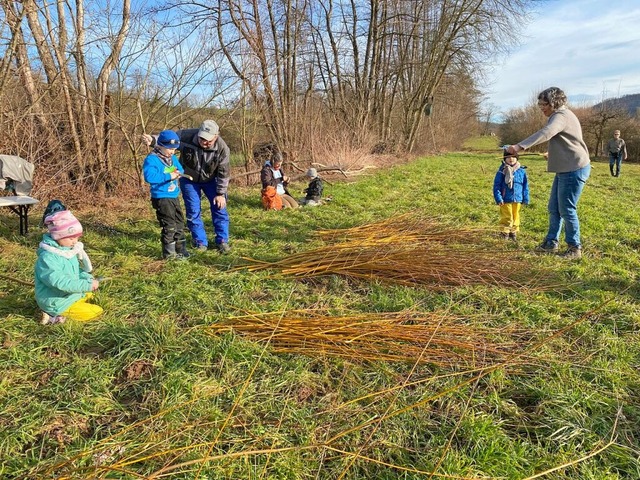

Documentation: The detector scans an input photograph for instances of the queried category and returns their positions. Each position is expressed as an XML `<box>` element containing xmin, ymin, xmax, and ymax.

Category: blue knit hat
<box><xmin>157</xmin><ymin>130</ymin><xmax>180</xmax><ymax>148</ymax></box>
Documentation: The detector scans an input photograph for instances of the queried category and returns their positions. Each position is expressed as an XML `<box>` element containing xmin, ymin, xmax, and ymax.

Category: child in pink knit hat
<box><xmin>34</xmin><ymin>210</ymin><xmax>103</xmax><ymax>324</ymax></box>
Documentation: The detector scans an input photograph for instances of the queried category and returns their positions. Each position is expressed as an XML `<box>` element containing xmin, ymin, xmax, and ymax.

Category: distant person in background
<box><xmin>299</xmin><ymin>168</ymin><xmax>324</xmax><ymax>207</ymax></box>
<box><xmin>261</xmin><ymin>152</ymin><xmax>299</xmax><ymax>209</ymax></box>
<box><xmin>606</xmin><ymin>130</ymin><xmax>627</xmax><ymax>177</ymax></box>
<box><xmin>493</xmin><ymin>149</ymin><xmax>529</xmax><ymax>241</ymax></box>
<box><xmin>143</xmin><ymin>120</ymin><xmax>231</xmax><ymax>253</ymax></box>
<box><xmin>506</xmin><ymin>87</ymin><xmax>590</xmax><ymax>260</ymax></box>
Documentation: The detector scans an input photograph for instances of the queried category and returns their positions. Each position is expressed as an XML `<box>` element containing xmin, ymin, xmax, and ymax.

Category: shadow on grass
<box><xmin>0</xmin><ymin>289</ymin><xmax>39</xmax><ymax>319</ymax></box>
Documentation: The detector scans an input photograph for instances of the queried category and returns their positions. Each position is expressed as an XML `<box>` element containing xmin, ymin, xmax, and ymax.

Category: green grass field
<box><xmin>1</xmin><ymin>150</ymin><xmax>639</xmax><ymax>479</ymax></box>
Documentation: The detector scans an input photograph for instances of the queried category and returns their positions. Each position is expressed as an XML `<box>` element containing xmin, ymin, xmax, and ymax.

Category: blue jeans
<box><xmin>180</xmin><ymin>179</ymin><xmax>230</xmax><ymax>247</ymax></box>
<box><xmin>545</xmin><ymin>164</ymin><xmax>590</xmax><ymax>248</ymax></box>
<box><xmin>609</xmin><ymin>152</ymin><xmax>622</xmax><ymax>175</ymax></box>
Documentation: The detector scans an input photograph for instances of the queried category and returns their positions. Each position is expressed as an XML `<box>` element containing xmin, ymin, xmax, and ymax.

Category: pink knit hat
<box><xmin>45</xmin><ymin>210</ymin><xmax>83</xmax><ymax>240</ymax></box>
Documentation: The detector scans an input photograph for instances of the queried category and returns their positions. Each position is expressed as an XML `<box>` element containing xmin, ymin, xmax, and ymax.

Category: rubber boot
<box><xmin>176</xmin><ymin>239</ymin><xmax>191</xmax><ymax>260</ymax></box>
<box><xmin>610</xmin><ymin>164</ymin><xmax>614</xmax><ymax>176</ymax></box>
<box><xmin>162</xmin><ymin>242</ymin><xmax>177</xmax><ymax>260</ymax></box>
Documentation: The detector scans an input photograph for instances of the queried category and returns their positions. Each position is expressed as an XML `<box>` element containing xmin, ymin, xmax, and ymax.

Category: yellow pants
<box><xmin>499</xmin><ymin>203</ymin><xmax>522</xmax><ymax>234</ymax></box>
<box><xmin>61</xmin><ymin>292</ymin><xmax>104</xmax><ymax>322</ymax></box>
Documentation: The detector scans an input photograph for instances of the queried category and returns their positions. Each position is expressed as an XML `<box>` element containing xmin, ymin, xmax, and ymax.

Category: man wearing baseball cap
<box><xmin>142</xmin><ymin>119</ymin><xmax>231</xmax><ymax>253</ymax></box>
<box><xmin>606</xmin><ymin>130</ymin><xmax>628</xmax><ymax>177</ymax></box>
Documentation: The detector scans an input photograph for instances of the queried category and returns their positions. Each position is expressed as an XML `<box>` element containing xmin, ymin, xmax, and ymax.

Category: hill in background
<box><xmin>593</xmin><ymin>93</ymin><xmax>640</xmax><ymax>117</ymax></box>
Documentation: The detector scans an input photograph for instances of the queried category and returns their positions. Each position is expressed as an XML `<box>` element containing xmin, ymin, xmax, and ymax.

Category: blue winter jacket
<box><xmin>493</xmin><ymin>163</ymin><xmax>529</xmax><ymax>204</ymax></box>
<box><xmin>142</xmin><ymin>150</ymin><xmax>184</xmax><ymax>199</ymax></box>
<box><xmin>34</xmin><ymin>234</ymin><xmax>94</xmax><ymax>315</ymax></box>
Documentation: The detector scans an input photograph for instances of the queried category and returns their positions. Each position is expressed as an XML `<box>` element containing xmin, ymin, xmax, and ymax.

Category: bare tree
<box><xmin>0</xmin><ymin>1</ymin><xmax>49</xmax><ymax>129</ymax></box>
<box><xmin>499</xmin><ymin>102</ymin><xmax>546</xmax><ymax>149</ymax></box>
<box><xmin>0</xmin><ymin>0</ymin><xmax>539</xmax><ymax>195</ymax></box>
<box><xmin>0</xmin><ymin>0</ymin><xmax>131</xmax><ymax>187</ymax></box>
<box><xmin>109</xmin><ymin>16</ymin><xmax>239</xmax><ymax>187</ymax></box>
<box><xmin>211</xmin><ymin>0</ymin><xmax>311</xmax><ymax>161</ymax></box>
<box><xmin>307</xmin><ymin>0</ymin><xmax>529</xmax><ymax>152</ymax></box>
<box><xmin>580</xmin><ymin>104</ymin><xmax>628</xmax><ymax>157</ymax></box>
<box><xmin>156</xmin><ymin>0</ymin><xmax>532</xmax><ymax>162</ymax></box>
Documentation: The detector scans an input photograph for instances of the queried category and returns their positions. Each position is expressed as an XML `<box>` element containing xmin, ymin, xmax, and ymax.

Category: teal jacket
<box><xmin>34</xmin><ymin>234</ymin><xmax>94</xmax><ymax>315</ymax></box>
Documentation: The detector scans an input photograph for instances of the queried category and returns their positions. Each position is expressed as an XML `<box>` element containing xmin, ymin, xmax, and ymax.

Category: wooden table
<box><xmin>0</xmin><ymin>196</ymin><xmax>39</xmax><ymax>235</ymax></box>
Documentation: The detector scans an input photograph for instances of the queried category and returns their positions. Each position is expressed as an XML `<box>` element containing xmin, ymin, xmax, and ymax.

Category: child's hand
<box><xmin>141</xmin><ymin>134</ymin><xmax>153</xmax><ymax>147</ymax></box>
<box><xmin>170</xmin><ymin>171</ymin><xmax>180</xmax><ymax>180</ymax></box>
<box><xmin>91</xmin><ymin>279</ymin><xmax>100</xmax><ymax>291</ymax></box>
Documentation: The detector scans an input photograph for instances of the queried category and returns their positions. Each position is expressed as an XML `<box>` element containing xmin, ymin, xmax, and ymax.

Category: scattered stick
<box><xmin>0</xmin><ymin>272</ymin><xmax>34</xmax><ymax>287</ymax></box>
<box><xmin>522</xmin><ymin>409</ymin><xmax>621</xmax><ymax>479</ymax></box>
<box><xmin>137</xmin><ymin>98</ymin><xmax>147</xmax><ymax>134</ymax></box>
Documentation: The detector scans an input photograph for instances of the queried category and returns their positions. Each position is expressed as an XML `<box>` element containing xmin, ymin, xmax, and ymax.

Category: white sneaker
<box><xmin>40</xmin><ymin>312</ymin><xmax>66</xmax><ymax>325</ymax></box>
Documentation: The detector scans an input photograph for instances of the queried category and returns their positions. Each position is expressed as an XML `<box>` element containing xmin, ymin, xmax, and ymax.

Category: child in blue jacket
<box><xmin>143</xmin><ymin>130</ymin><xmax>189</xmax><ymax>260</ymax></box>
<box><xmin>493</xmin><ymin>150</ymin><xmax>529</xmax><ymax>241</ymax></box>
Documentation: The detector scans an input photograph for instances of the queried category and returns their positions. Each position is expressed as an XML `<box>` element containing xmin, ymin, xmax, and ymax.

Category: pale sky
<box><xmin>484</xmin><ymin>0</ymin><xmax>640</xmax><ymax>120</ymax></box>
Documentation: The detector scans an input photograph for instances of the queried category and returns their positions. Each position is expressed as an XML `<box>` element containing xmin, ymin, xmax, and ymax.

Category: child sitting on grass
<box><xmin>493</xmin><ymin>149</ymin><xmax>529</xmax><ymax>241</ymax></box>
<box><xmin>35</xmin><ymin>210</ymin><xmax>102</xmax><ymax>324</ymax></box>
<box><xmin>299</xmin><ymin>168</ymin><xmax>324</xmax><ymax>207</ymax></box>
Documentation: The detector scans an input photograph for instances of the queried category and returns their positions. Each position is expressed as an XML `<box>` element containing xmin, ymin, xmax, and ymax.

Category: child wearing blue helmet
<box><xmin>143</xmin><ymin>130</ymin><xmax>189</xmax><ymax>260</ymax></box>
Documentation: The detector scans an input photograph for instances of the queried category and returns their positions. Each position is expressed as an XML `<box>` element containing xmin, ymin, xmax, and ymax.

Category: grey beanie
<box><xmin>306</xmin><ymin>168</ymin><xmax>318</xmax><ymax>178</ymax></box>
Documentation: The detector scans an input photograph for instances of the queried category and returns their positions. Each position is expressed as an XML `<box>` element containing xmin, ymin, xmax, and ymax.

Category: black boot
<box><xmin>610</xmin><ymin>165</ymin><xmax>614</xmax><ymax>176</ymax></box>
<box><xmin>176</xmin><ymin>240</ymin><xmax>191</xmax><ymax>260</ymax></box>
<box><xmin>162</xmin><ymin>242</ymin><xmax>178</xmax><ymax>260</ymax></box>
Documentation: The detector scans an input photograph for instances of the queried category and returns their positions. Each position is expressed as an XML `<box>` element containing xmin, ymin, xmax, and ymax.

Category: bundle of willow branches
<box><xmin>242</xmin><ymin>213</ymin><xmax>557</xmax><ymax>290</ymax></box>
<box><xmin>314</xmin><ymin>212</ymin><xmax>484</xmax><ymax>245</ymax></box>
<box><xmin>207</xmin><ymin>310</ymin><xmax>533</xmax><ymax>367</ymax></box>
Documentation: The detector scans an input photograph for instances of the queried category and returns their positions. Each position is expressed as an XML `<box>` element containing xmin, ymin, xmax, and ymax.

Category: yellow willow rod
<box><xmin>324</xmin><ymin>445</ymin><xmax>478</xmax><ymax>479</ymax></box>
<box><xmin>147</xmin><ymin>445</ymin><xmax>317</xmax><ymax>479</ymax></box>
<box><xmin>328</xmin><ymin>366</ymin><xmax>491</xmax><ymax>412</ymax></box>
<box><xmin>325</xmin><ymin>298</ymin><xmax>614</xmax><ymax>445</ymax></box>
<box><xmin>192</xmin><ymin>285</ymin><xmax>298</xmax><ymax>479</ymax></box>
<box><xmin>218</xmin><ymin>320</ymin><xmax>517</xmax><ymax>342</ymax></box>
<box><xmin>43</xmin><ymin>398</ymin><xmax>201</xmax><ymax>476</ymax></box>
<box><xmin>522</xmin><ymin>410</ymin><xmax>620</xmax><ymax>480</ymax></box>
<box><xmin>335</xmin><ymin>304</ymin><xmax>450</xmax><ymax>479</ymax></box>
